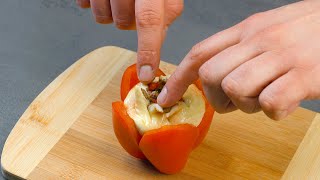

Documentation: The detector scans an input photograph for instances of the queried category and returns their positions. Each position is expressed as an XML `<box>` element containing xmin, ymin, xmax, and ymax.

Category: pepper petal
<box><xmin>193</xmin><ymin>79</ymin><xmax>215</xmax><ymax>148</ymax></box>
<box><xmin>112</xmin><ymin>101</ymin><xmax>145</xmax><ymax>159</ymax></box>
<box><xmin>139</xmin><ymin>124</ymin><xmax>199</xmax><ymax>174</ymax></box>
<box><xmin>193</xmin><ymin>102</ymin><xmax>214</xmax><ymax>148</ymax></box>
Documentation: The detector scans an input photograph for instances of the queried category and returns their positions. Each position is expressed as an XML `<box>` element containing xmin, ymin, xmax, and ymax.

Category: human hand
<box><xmin>76</xmin><ymin>0</ymin><xmax>183</xmax><ymax>83</ymax></box>
<box><xmin>157</xmin><ymin>0</ymin><xmax>320</xmax><ymax>120</ymax></box>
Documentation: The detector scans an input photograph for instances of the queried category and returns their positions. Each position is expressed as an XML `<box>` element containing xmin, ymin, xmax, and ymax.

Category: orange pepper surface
<box><xmin>112</xmin><ymin>64</ymin><xmax>215</xmax><ymax>174</ymax></box>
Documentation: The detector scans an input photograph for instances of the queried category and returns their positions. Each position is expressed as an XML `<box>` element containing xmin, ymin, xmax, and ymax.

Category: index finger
<box><xmin>157</xmin><ymin>25</ymin><xmax>241</xmax><ymax>107</ymax></box>
<box><xmin>135</xmin><ymin>0</ymin><xmax>165</xmax><ymax>83</ymax></box>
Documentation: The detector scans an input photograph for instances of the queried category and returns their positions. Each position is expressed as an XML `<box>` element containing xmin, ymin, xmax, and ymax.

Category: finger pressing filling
<box><xmin>124</xmin><ymin>75</ymin><xmax>205</xmax><ymax>134</ymax></box>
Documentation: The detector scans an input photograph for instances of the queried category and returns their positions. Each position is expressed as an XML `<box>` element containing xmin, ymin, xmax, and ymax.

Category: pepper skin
<box><xmin>113</xmin><ymin>64</ymin><xmax>214</xmax><ymax>174</ymax></box>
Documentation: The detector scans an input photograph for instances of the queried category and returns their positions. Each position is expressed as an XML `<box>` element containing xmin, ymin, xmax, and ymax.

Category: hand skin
<box><xmin>157</xmin><ymin>0</ymin><xmax>320</xmax><ymax>120</ymax></box>
<box><xmin>76</xmin><ymin>0</ymin><xmax>183</xmax><ymax>83</ymax></box>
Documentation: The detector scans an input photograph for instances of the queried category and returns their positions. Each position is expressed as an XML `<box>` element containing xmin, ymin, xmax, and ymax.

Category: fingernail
<box><xmin>157</xmin><ymin>87</ymin><xmax>167</xmax><ymax>105</ymax></box>
<box><xmin>274</xmin><ymin>110</ymin><xmax>288</xmax><ymax>120</ymax></box>
<box><xmin>139</xmin><ymin>65</ymin><xmax>154</xmax><ymax>83</ymax></box>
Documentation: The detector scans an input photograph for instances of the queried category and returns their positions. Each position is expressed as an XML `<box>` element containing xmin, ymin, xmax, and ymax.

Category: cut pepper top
<box><xmin>124</xmin><ymin>75</ymin><xmax>206</xmax><ymax>135</ymax></box>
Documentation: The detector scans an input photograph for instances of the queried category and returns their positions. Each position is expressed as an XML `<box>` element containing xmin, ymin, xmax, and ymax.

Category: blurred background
<box><xmin>1</xmin><ymin>1</ymin><xmax>319</xmax><ymax>176</ymax></box>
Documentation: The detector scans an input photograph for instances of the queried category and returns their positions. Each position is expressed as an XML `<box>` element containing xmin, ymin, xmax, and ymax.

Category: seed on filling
<box><xmin>141</xmin><ymin>88</ymin><xmax>149</xmax><ymax>100</ymax></box>
<box><xmin>163</xmin><ymin>107</ymin><xmax>172</xmax><ymax>113</ymax></box>
<box><xmin>149</xmin><ymin>91</ymin><xmax>159</xmax><ymax>103</ymax></box>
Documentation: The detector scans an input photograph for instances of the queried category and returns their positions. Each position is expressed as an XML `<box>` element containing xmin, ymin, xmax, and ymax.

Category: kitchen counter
<box><xmin>0</xmin><ymin>1</ymin><xmax>319</xmax><ymax>179</ymax></box>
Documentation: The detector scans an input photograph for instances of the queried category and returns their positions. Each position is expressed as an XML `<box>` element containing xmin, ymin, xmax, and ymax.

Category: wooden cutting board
<box><xmin>1</xmin><ymin>46</ymin><xmax>320</xmax><ymax>179</ymax></box>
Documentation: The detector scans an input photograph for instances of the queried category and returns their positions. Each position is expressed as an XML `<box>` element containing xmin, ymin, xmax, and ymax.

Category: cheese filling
<box><xmin>124</xmin><ymin>78</ymin><xmax>205</xmax><ymax>135</ymax></box>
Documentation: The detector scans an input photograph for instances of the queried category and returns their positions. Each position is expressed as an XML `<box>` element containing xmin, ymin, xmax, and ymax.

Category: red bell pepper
<box><xmin>113</xmin><ymin>64</ymin><xmax>214</xmax><ymax>174</ymax></box>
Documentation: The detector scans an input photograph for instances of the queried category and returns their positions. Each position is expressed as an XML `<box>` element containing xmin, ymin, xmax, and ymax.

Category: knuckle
<box><xmin>244</xmin><ymin>12</ymin><xmax>265</xmax><ymax>27</ymax></box>
<box><xmin>240</xmin><ymin>12</ymin><xmax>267</xmax><ymax>40</ymax></box>
<box><xmin>199</xmin><ymin>64</ymin><xmax>221</xmax><ymax>88</ymax></box>
<box><xmin>173</xmin><ymin>4</ymin><xmax>184</xmax><ymax>16</ymax></box>
<box><xmin>189</xmin><ymin>42</ymin><xmax>206</xmax><ymax>61</ymax></box>
<box><xmin>259</xmin><ymin>93</ymin><xmax>279</xmax><ymax>112</ymax></box>
<box><xmin>167</xmin><ymin>3</ymin><xmax>184</xmax><ymax>18</ymax></box>
<box><xmin>138</xmin><ymin>50</ymin><xmax>157</xmax><ymax>64</ymax></box>
<box><xmin>244</xmin><ymin>34</ymin><xmax>268</xmax><ymax>53</ymax></box>
<box><xmin>114</xmin><ymin>15</ymin><xmax>133</xmax><ymax>28</ymax></box>
<box><xmin>260</xmin><ymin>25</ymin><xmax>283</xmax><ymax>42</ymax></box>
<box><xmin>249</xmin><ymin>24</ymin><xmax>284</xmax><ymax>50</ymax></box>
<box><xmin>221</xmin><ymin>77</ymin><xmax>240</xmax><ymax>98</ymax></box>
<box><xmin>199</xmin><ymin>64</ymin><xmax>214</xmax><ymax>86</ymax></box>
<box><xmin>136</xmin><ymin>9</ymin><xmax>162</xmax><ymax>28</ymax></box>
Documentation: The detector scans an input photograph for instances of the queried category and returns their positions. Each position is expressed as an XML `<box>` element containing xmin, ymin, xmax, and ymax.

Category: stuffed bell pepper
<box><xmin>112</xmin><ymin>64</ymin><xmax>214</xmax><ymax>174</ymax></box>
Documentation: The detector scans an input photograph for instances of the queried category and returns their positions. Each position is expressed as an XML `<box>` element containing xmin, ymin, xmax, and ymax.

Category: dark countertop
<box><xmin>1</xmin><ymin>0</ymin><xmax>319</xmax><ymax>179</ymax></box>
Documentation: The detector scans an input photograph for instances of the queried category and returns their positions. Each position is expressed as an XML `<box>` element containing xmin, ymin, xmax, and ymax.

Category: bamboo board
<box><xmin>1</xmin><ymin>46</ymin><xmax>319</xmax><ymax>179</ymax></box>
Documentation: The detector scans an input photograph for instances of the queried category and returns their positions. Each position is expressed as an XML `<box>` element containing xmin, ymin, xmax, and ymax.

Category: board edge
<box><xmin>282</xmin><ymin>113</ymin><xmax>320</xmax><ymax>179</ymax></box>
<box><xmin>1</xmin><ymin>164</ymin><xmax>25</xmax><ymax>180</ymax></box>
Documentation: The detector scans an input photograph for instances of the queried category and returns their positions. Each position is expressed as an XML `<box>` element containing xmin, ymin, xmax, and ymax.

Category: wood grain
<box><xmin>282</xmin><ymin>114</ymin><xmax>320</xmax><ymax>179</ymax></box>
<box><xmin>1</xmin><ymin>46</ymin><xmax>319</xmax><ymax>179</ymax></box>
<box><xmin>1</xmin><ymin>46</ymin><xmax>135</xmax><ymax>179</ymax></box>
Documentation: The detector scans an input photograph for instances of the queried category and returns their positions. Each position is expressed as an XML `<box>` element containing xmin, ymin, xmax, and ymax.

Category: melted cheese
<box><xmin>124</xmin><ymin>82</ymin><xmax>205</xmax><ymax>135</ymax></box>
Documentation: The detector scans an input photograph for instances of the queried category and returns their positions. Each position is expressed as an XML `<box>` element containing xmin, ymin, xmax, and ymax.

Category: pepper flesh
<box><xmin>139</xmin><ymin>124</ymin><xmax>199</xmax><ymax>174</ymax></box>
<box><xmin>113</xmin><ymin>64</ymin><xmax>214</xmax><ymax>174</ymax></box>
<box><xmin>192</xmin><ymin>79</ymin><xmax>215</xmax><ymax>148</ymax></box>
<box><xmin>112</xmin><ymin>101</ymin><xmax>145</xmax><ymax>159</ymax></box>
